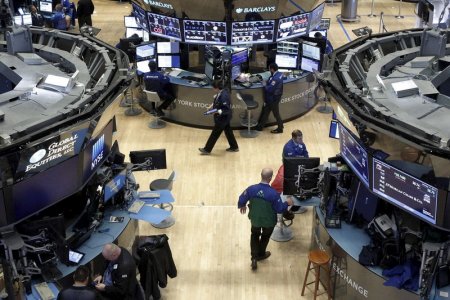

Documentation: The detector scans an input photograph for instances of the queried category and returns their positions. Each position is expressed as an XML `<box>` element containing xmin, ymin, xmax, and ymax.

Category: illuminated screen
<box><xmin>23</xmin><ymin>14</ymin><xmax>32</xmax><ymax>25</ymax></box>
<box><xmin>277</xmin><ymin>12</ymin><xmax>309</xmax><ymax>42</ymax></box>
<box><xmin>302</xmin><ymin>43</ymin><xmax>321</xmax><ymax>60</ymax></box>
<box><xmin>372</xmin><ymin>158</ymin><xmax>438</xmax><ymax>224</ymax></box>
<box><xmin>231</xmin><ymin>65</ymin><xmax>241</xmax><ymax>80</ymax></box>
<box><xmin>275</xmin><ymin>54</ymin><xmax>297</xmax><ymax>69</ymax></box>
<box><xmin>124</xmin><ymin>16</ymin><xmax>139</xmax><ymax>28</ymax></box>
<box><xmin>338</xmin><ymin>122</ymin><xmax>369</xmax><ymax>186</ymax></box>
<box><xmin>147</xmin><ymin>12</ymin><xmax>182</xmax><ymax>41</ymax></box>
<box><xmin>309</xmin><ymin>2</ymin><xmax>326</xmax><ymax>31</ymax></box>
<box><xmin>136</xmin><ymin>59</ymin><xmax>155</xmax><ymax>75</ymax></box>
<box><xmin>132</xmin><ymin>2</ymin><xmax>149</xmax><ymax>32</ymax></box>
<box><xmin>104</xmin><ymin>169</ymin><xmax>127</xmax><ymax>203</ymax></box>
<box><xmin>183</xmin><ymin>20</ymin><xmax>227</xmax><ymax>45</ymax></box>
<box><xmin>300</xmin><ymin>57</ymin><xmax>320</xmax><ymax>72</ymax></box>
<box><xmin>39</xmin><ymin>1</ymin><xmax>52</xmax><ymax>13</ymax></box>
<box><xmin>231</xmin><ymin>20</ymin><xmax>275</xmax><ymax>45</ymax></box>
<box><xmin>157</xmin><ymin>55</ymin><xmax>180</xmax><ymax>68</ymax></box>
<box><xmin>157</xmin><ymin>42</ymin><xmax>180</xmax><ymax>54</ymax></box>
<box><xmin>329</xmin><ymin>120</ymin><xmax>339</xmax><ymax>139</ymax></box>
<box><xmin>309</xmin><ymin>30</ymin><xmax>327</xmax><ymax>38</ymax></box>
<box><xmin>231</xmin><ymin>49</ymin><xmax>248</xmax><ymax>66</ymax></box>
<box><xmin>277</xmin><ymin>41</ymin><xmax>299</xmax><ymax>55</ymax></box>
<box><xmin>136</xmin><ymin>43</ymin><xmax>156</xmax><ymax>60</ymax></box>
<box><xmin>14</xmin><ymin>16</ymin><xmax>22</xmax><ymax>25</ymax></box>
<box><xmin>126</xmin><ymin>27</ymin><xmax>144</xmax><ymax>38</ymax></box>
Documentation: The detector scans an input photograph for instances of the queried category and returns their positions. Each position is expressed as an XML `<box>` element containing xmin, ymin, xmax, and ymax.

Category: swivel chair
<box><xmin>271</xmin><ymin>211</ymin><xmax>294</xmax><ymax>242</ymax></box>
<box><xmin>305</xmin><ymin>73</ymin><xmax>316</xmax><ymax>109</ymax></box>
<box><xmin>314</xmin><ymin>70</ymin><xmax>333</xmax><ymax>114</ymax></box>
<box><xmin>236</xmin><ymin>92</ymin><xmax>259</xmax><ymax>138</ymax></box>
<box><xmin>143</xmin><ymin>90</ymin><xmax>166</xmax><ymax>129</ymax></box>
<box><xmin>149</xmin><ymin>171</ymin><xmax>176</xmax><ymax>228</ymax></box>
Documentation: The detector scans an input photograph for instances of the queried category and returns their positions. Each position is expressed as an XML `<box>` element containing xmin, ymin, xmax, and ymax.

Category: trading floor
<box><xmin>79</xmin><ymin>0</ymin><xmax>417</xmax><ymax>298</ymax></box>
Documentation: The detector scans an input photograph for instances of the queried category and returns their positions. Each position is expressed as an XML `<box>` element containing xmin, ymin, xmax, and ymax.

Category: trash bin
<box><xmin>341</xmin><ymin>0</ymin><xmax>359</xmax><ymax>21</ymax></box>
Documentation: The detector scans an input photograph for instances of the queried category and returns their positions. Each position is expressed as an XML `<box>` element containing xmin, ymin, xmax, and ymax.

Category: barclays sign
<box><xmin>144</xmin><ymin>0</ymin><xmax>174</xmax><ymax>10</ymax></box>
<box><xmin>235</xmin><ymin>6</ymin><xmax>276</xmax><ymax>14</ymax></box>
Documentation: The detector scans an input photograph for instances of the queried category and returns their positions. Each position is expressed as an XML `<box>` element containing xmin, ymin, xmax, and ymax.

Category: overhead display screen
<box><xmin>231</xmin><ymin>20</ymin><xmax>275</xmax><ymax>45</ymax></box>
<box><xmin>132</xmin><ymin>2</ymin><xmax>149</xmax><ymax>32</ymax></box>
<box><xmin>276</xmin><ymin>13</ymin><xmax>309</xmax><ymax>42</ymax></box>
<box><xmin>372</xmin><ymin>158</ymin><xmax>438</xmax><ymax>224</ymax></box>
<box><xmin>183</xmin><ymin>20</ymin><xmax>227</xmax><ymax>45</ymax></box>
<box><xmin>147</xmin><ymin>12</ymin><xmax>182</xmax><ymax>41</ymax></box>
<box><xmin>338</xmin><ymin>122</ymin><xmax>369</xmax><ymax>186</ymax></box>
<box><xmin>308</xmin><ymin>2</ymin><xmax>325</xmax><ymax>31</ymax></box>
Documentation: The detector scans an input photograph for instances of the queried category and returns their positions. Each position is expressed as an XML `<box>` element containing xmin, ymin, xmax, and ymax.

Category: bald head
<box><xmin>261</xmin><ymin>168</ymin><xmax>273</xmax><ymax>183</ymax></box>
<box><xmin>102</xmin><ymin>243</ymin><xmax>121</xmax><ymax>261</ymax></box>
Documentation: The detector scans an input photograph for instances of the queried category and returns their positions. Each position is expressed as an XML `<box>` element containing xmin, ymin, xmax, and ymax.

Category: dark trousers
<box><xmin>251</xmin><ymin>226</ymin><xmax>275</xmax><ymax>259</ymax></box>
<box><xmin>158</xmin><ymin>86</ymin><xmax>176</xmax><ymax>110</ymax></box>
<box><xmin>204</xmin><ymin>122</ymin><xmax>238</xmax><ymax>152</ymax></box>
<box><xmin>78</xmin><ymin>15</ymin><xmax>92</xmax><ymax>28</ymax></box>
<box><xmin>258</xmin><ymin>100</ymin><xmax>283</xmax><ymax>130</ymax></box>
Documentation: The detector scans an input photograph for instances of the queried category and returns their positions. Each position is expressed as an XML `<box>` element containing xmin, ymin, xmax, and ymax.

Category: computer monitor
<box><xmin>276</xmin><ymin>12</ymin><xmax>309</xmax><ymax>42</ymax></box>
<box><xmin>131</xmin><ymin>2</ymin><xmax>149</xmax><ymax>32</ymax></box>
<box><xmin>157</xmin><ymin>55</ymin><xmax>180</xmax><ymax>68</ymax></box>
<box><xmin>231</xmin><ymin>64</ymin><xmax>241</xmax><ymax>81</ymax></box>
<box><xmin>205</xmin><ymin>61</ymin><xmax>214</xmax><ymax>80</ymax></box>
<box><xmin>275</xmin><ymin>53</ymin><xmax>298</xmax><ymax>69</ymax></box>
<box><xmin>283</xmin><ymin>156</ymin><xmax>320</xmax><ymax>196</ymax></box>
<box><xmin>157</xmin><ymin>42</ymin><xmax>180</xmax><ymax>54</ymax></box>
<box><xmin>309</xmin><ymin>30</ymin><xmax>327</xmax><ymax>38</ymax></box>
<box><xmin>147</xmin><ymin>12</ymin><xmax>182</xmax><ymax>41</ymax></box>
<box><xmin>231</xmin><ymin>49</ymin><xmax>248</xmax><ymax>66</ymax></box>
<box><xmin>126</xmin><ymin>27</ymin><xmax>144</xmax><ymax>38</ymax></box>
<box><xmin>136</xmin><ymin>42</ymin><xmax>156</xmax><ymax>60</ymax></box>
<box><xmin>14</xmin><ymin>16</ymin><xmax>22</xmax><ymax>26</ymax></box>
<box><xmin>231</xmin><ymin>20</ymin><xmax>275</xmax><ymax>45</ymax></box>
<box><xmin>23</xmin><ymin>14</ymin><xmax>32</xmax><ymax>26</ymax></box>
<box><xmin>329</xmin><ymin>120</ymin><xmax>339</xmax><ymax>139</ymax></box>
<box><xmin>348</xmin><ymin>178</ymin><xmax>379</xmax><ymax>224</ymax></box>
<box><xmin>302</xmin><ymin>42</ymin><xmax>321</xmax><ymax>60</ymax></box>
<box><xmin>309</xmin><ymin>2</ymin><xmax>326</xmax><ymax>31</ymax></box>
<box><xmin>39</xmin><ymin>1</ymin><xmax>53</xmax><ymax>13</ymax></box>
<box><xmin>104</xmin><ymin>169</ymin><xmax>127</xmax><ymax>204</ymax></box>
<box><xmin>124</xmin><ymin>16</ymin><xmax>139</xmax><ymax>28</ymax></box>
<box><xmin>183</xmin><ymin>20</ymin><xmax>227</xmax><ymax>45</ymax></box>
<box><xmin>300</xmin><ymin>57</ymin><xmax>320</xmax><ymax>72</ymax></box>
<box><xmin>129</xmin><ymin>149</ymin><xmax>167</xmax><ymax>170</ymax></box>
<box><xmin>277</xmin><ymin>41</ymin><xmax>299</xmax><ymax>55</ymax></box>
<box><xmin>136</xmin><ymin>59</ymin><xmax>154</xmax><ymax>75</ymax></box>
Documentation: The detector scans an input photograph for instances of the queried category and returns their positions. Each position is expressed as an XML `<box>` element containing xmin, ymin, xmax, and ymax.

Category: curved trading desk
<box><xmin>144</xmin><ymin>69</ymin><xmax>318</xmax><ymax>129</ymax></box>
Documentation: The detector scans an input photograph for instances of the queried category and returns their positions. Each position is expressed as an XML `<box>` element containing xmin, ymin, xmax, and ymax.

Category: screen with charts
<box><xmin>231</xmin><ymin>20</ymin><xmax>275</xmax><ymax>45</ymax></box>
<box><xmin>183</xmin><ymin>20</ymin><xmax>227</xmax><ymax>45</ymax></box>
<box><xmin>126</xmin><ymin>28</ymin><xmax>149</xmax><ymax>42</ymax></box>
<box><xmin>338</xmin><ymin>122</ymin><xmax>369</xmax><ymax>186</ymax></box>
<box><xmin>39</xmin><ymin>1</ymin><xmax>53</xmax><ymax>13</ymax></box>
<box><xmin>231</xmin><ymin>49</ymin><xmax>248</xmax><ymax>66</ymax></box>
<box><xmin>300</xmin><ymin>57</ymin><xmax>319</xmax><ymax>72</ymax></box>
<box><xmin>372</xmin><ymin>158</ymin><xmax>438</xmax><ymax>224</ymax></box>
<box><xmin>308</xmin><ymin>2</ymin><xmax>325</xmax><ymax>31</ymax></box>
<box><xmin>136</xmin><ymin>59</ymin><xmax>155</xmax><ymax>75</ymax></box>
<box><xmin>147</xmin><ymin>13</ymin><xmax>182</xmax><ymax>41</ymax></box>
<box><xmin>275</xmin><ymin>54</ymin><xmax>298</xmax><ymax>69</ymax></box>
<box><xmin>158</xmin><ymin>55</ymin><xmax>180</xmax><ymax>68</ymax></box>
<box><xmin>302</xmin><ymin>42</ymin><xmax>321</xmax><ymax>60</ymax></box>
<box><xmin>124</xmin><ymin>16</ymin><xmax>139</xmax><ymax>28</ymax></box>
<box><xmin>132</xmin><ymin>2</ymin><xmax>149</xmax><ymax>32</ymax></box>
<box><xmin>277</xmin><ymin>41</ymin><xmax>299</xmax><ymax>55</ymax></box>
<box><xmin>136</xmin><ymin>43</ymin><xmax>156</xmax><ymax>60</ymax></box>
<box><xmin>157</xmin><ymin>42</ymin><xmax>180</xmax><ymax>54</ymax></box>
<box><xmin>277</xmin><ymin>13</ymin><xmax>309</xmax><ymax>42</ymax></box>
<box><xmin>318</xmin><ymin>18</ymin><xmax>331</xmax><ymax>30</ymax></box>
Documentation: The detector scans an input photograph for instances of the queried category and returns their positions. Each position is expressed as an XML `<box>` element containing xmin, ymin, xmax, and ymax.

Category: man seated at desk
<box><xmin>143</xmin><ymin>61</ymin><xmax>176</xmax><ymax>117</ymax></box>
<box><xmin>57</xmin><ymin>265</ymin><xmax>98</xmax><ymax>300</ymax></box>
<box><xmin>52</xmin><ymin>4</ymin><xmax>70</xmax><ymax>30</ymax></box>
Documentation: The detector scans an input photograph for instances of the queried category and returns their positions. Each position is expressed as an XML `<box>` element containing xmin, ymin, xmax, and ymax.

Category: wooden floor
<box><xmin>81</xmin><ymin>1</ymin><xmax>418</xmax><ymax>299</ymax></box>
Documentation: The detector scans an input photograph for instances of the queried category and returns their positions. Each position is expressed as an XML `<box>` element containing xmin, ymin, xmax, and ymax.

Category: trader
<box><xmin>57</xmin><ymin>265</ymin><xmax>98</xmax><ymax>300</ymax></box>
<box><xmin>94</xmin><ymin>243</ymin><xmax>137</xmax><ymax>300</ymax></box>
<box><xmin>255</xmin><ymin>63</ymin><xmax>284</xmax><ymax>134</ymax></box>
<box><xmin>238</xmin><ymin>168</ymin><xmax>293</xmax><ymax>270</ymax></box>
<box><xmin>77</xmin><ymin>0</ymin><xmax>95</xmax><ymax>28</ymax></box>
<box><xmin>199</xmin><ymin>80</ymin><xmax>239</xmax><ymax>154</ymax></box>
<box><xmin>143</xmin><ymin>61</ymin><xmax>176</xmax><ymax>117</ymax></box>
<box><xmin>283</xmin><ymin>129</ymin><xmax>309</xmax><ymax>158</ymax></box>
<box><xmin>52</xmin><ymin>4</ymin><xmax>69</xmax><ymax>30</ymax></box>
<box><xmin>29</xmin><ymin>5</ymin><xmax>44</xmax><ymax>27</ymax></box>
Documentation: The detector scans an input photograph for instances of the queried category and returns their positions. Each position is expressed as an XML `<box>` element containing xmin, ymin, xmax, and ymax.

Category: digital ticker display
<box><xmin>147</xmin><ymin>13</ymin><xmax>181</xmax><ymax>41</ymax></box>
<box><xmin>183</xmin><ymin>20</ymin><xmax>227</xmax><ymax>45</ymax></box>
<box><xmin>277</xmin><ymin>13</ymin><xmax>309</xmax><ymax>42</ymax></box>
<box><xmin>132</xmin><ymin>2</ymin><xmax>149</xmax><ymax>32</ymax></box>
<box><xmin>231</xmin><ymin>20</ymin><xmax>275</xmax><ymax>45</ymax></box>
<box><xmin>372</xmin><ymin>158</ymin><xmax>438</xmax><ymax>224</ymax></box>
<box><xmin>338</xmin><ymin>123</ymin><xmax>369</xmax><ymax>186</ymax></box>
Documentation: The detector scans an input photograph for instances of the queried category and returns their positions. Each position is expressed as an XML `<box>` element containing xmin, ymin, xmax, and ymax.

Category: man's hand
<box><xmin>95</xmin><ymin>283</ymin><xmax>106</xmax><ymax>291</ymax></box>
<box><xmin>93</xmin><ymin>275</ymin><xmax>102</xmax><ymax>284</ymax></box>
<box><xmin>239</xmin><ymin>207</ymin><xmax>247</xmax><ymax>214</ymax></box>
<box><xmin>286</xmin><ymin>196</ymin><xmax>294</xmax><ymax>206</ymax></box>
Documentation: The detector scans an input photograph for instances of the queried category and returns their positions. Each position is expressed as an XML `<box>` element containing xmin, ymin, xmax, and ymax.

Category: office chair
<box><xmin>236</xmin><ymin>92</ymin><xmax>259</xmax><ymax>138</ymax></box>
<box><xmin>143</xmin><ymin>90</ymin><xmax>166</xmax><ymax>129</ymax></box>
<box><xmin>149</xmin><ymin>171</ymin><xmax>176</xmax><ymax>228</ymax></box>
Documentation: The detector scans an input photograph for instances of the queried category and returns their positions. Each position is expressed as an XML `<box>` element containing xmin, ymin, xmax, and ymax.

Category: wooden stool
<box><xmin>301</xmin><ymin>249</ymin><xmax>331</xmax><ymax>300</ymax></box>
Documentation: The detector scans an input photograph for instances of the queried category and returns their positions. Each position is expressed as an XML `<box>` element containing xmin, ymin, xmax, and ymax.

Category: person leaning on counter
<box><xmin>143</xmin><ymin>61</ymin><xmax>176</xmax><ymax>117</ymax></box>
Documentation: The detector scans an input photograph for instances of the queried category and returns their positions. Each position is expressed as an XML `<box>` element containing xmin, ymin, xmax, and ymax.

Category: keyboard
<box><xmin>181</xmin><ymin>75</ymin><xmax>204</xmax><ymax>82</ymax></box>
<box><xmin>139</xmin><ymin>191</ymin><xmax>160</xmax><ymax>199</ymax></box>
<box><xmin>128</xmin><ymin>200</ymin><xmax>145</xmax><ymax>214</ymax></box>
<box><xmin>34</xmin><ymin>282</ymin><xmax>55</xmax><ymax>300</ymax></box>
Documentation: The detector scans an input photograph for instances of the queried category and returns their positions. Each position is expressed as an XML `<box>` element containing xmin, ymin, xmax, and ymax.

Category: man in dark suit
<box><xmin>57</xmin><ymin>265</ymin><xmax>98</xmax><ymax>300</ymax></box>
<box><xmin>143</xmin><ymin>61</ymin><xmax>176</xmax><ymax>117</ymax></box>
<box><xmin>255</xmin><ymin>63</ymin><xmax>285</xmax><ymax>134</ymax></box>
<box><xmin>29</xmin><ymin>5</ymin><xmax>44</xmax><ymax>27</ymax></box>
<box><xmin>199</xmin><ymin>80</ymin><xmax>239</xmax><ymax>155</ymax></box>
<box><xmin>77</xmin><ymin>0</ymin><xmax>95</xmax><ymax>28</ymax></box>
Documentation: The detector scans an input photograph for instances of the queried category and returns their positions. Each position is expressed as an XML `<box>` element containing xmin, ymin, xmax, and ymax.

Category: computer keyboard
<box><xmin>128</xmin><ymin>200</ymin><xmax>145</xmax><ymax>214</ymax></box>
<box><xmin>181</xmin><ymin>75</ymin><xmax>204</xmax><ymax>82</ymax></box>
<box><xmin>34</xmin><ymin>282</ymin><xmax>55</xmax><ymax>300</ymax></box>
<box><xmin>139</xmin><ymin>191</ymin><xmax>160</xmax><ymax>199</ymax></box>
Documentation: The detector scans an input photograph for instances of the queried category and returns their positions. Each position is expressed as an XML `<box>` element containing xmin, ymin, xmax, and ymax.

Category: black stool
<box><xmin>237</xmin><ymin>93</ymin><xmax>259</xmax><ymax>138</ymax></box>
<box><xmin>143</xmin><ymin>90</ymin><xmax>166</xmax><ymax>129</ymax></box>
<box><xmin>149</xmin><ymin>171</ymin><xmax>176</xmax><ymax>228</ymax></box>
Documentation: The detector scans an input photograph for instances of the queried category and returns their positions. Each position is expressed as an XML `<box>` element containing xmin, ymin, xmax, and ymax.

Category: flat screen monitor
<box><xmin>231</xmin><ymin>49</ymin><xmax>248</xmax><ymax>66</ymax></box>
<box><xmin>231</xmin><ymin>20</ymin><xmax>275</xmax><ymax>45</ymax></box>
<box><xmin>39</xmin><ymin>1</ymin><xmax>53</xmax><ymax>13</ymax></box>
<box><xmin>318</xmin><ymin>18</ymin><xmax>331</xmax><ymax>30</ymax></box>
<box><xmin>205</xmin><ymin>61</ymin><xmax>214</xmax><ymax>80</ymax></box>
<box><xmin>276</xmin><ymin>12</ymin><xmax>309</xmax><ymax>42</ymax></box>
<box><xmin>147</xmin><ymin>12</ymin><xmax>182</xmax><ymax>41</ymax></box>
<box><xmin>132</xmin><ymin>2</ymin><xmax>149</xmax><ymax>32</ymax></box>
<box><xmin>309</xmin><ymin>30</ymin><xmax>327</xmax><ymax>38</ymax></box>
<box><xmin>136</xmin><ymin>43</ymin><xmax>156</xmax><ymax>60</ymax></box>
<box><xmin>283</xmin><ymin>156</ymin><xmax>320</xmax><ymax>196</ymax></box>
<box><xmin>126</xmin><ymin>27</ymin><xmax>144</xmax><ymax>38</ymax></box>
<box><xmin>157</xmin><ymin>55</ymin><xmax>180</xmax><ymax>68</ymax></box>
<box><xmin>338</xmin><ymin>122</ymin><xmax>369</xmax><ymax>187</ymax></box>
<box><xmin>277</xmin><ymin>41</ymin><xmax>299</xmax><ymax>55</ymax></box>
<box><xmin>302</xmin><ymin>42</ymin><xmax>321</xmax><ymax>60</ymax></box>
<box><xmin>124</xmin><ymin>16</ymin><xmax>139</xmax><ymax>28</ymax></box>
<box><xmin>129</xmin><ymin>149</ymin><xmax>167</xmax><ymax>170</ymax></box>
<box><xmin>372</xmin><ymin>158</ymin><xmax>438</xmax><ymax>225</ymax></box>
<box><xmin>14</xmin><ymin>16</ymin><xmax>22</xmax><ymax>26</ymax></box>
<box><xmin>104</xmin><ymin>169</ymin><xmax>127</xmax><ymax>203</ymax></box>
<box><xmin>329</xmin><ymin>120</ymin><xmax>339</xmax><ymax>139</ymax></box>
<box><xmin>348</xmin><ymin>177</ymin><xmax>379</xmax><ymax>224</ymax></box>
<box><xmin>157</xmin><ymin>42</ymin><xmax>180</xmax><ymax>54</ymax></box>
<box><xmin>309</xmin><ymin>2</ymin><xmax>326</xmax><ymax>31</ymax></box>
<box><xmin>300</xmin><ymin>57</ymin><xmax>320</xmax><ymax>72</ymax></box>
<box><xmin>136</xmin><ymin>59</ymin><xmax>155</xmax><ymax>75</ymax></box>
<box><xmin>231</xmin><ymin>64</ymin><xmax>241</xmax><ymax>81</ymax></box>
<box><xmin>183</xmin><ymin>20</ymin><xmax>227</xmax><ymax>45</ymax></box>
<box><xmin>23</xmin><ymin>14</ymin><xmax>32</xmax><ymax>25</ymax></box>
<box><xmin>275</xmin><ymin>53</ymin><xmax>298</xmax><ymax>69</ymax></box>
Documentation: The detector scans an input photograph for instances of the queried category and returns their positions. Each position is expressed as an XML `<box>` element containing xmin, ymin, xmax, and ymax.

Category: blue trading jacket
<box><xmin>283</xmin><ymin>139</ymin><xmax>309</xmax><ymax>158</ymax></box>
<box><xmin>264</xmin><ymin>71</ymin><xmax>283</xmax><ymax>103</ymax></box>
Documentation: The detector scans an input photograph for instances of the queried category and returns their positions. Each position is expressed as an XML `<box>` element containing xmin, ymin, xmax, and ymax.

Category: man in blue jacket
<box><xmin>52</xmin><ymin>4</ymin><xmax>68</xmax><ymax>30</ymax></box>
<box><xmin>143</xmin><ymin>61</ymin><xmax>176</xmax><ymax>117</ymax></box>
<box><xmin>283</xmin><ymin>129</ymin><xmax>309</xmax><ymax>158</ymax></box>
<box><xmin>238</xmin><ymin>168</ymin><xmax>293</xmax><ymax>270</ymax></box>
<box><xmin>255</xmin><ymin>63</ymin><xmax>284</xmax><ymax>134</ymax></box>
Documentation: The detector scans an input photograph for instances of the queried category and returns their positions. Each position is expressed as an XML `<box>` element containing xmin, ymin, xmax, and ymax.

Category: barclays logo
<box><xmin>145</xmin><ymin>0</ymin><xmax>174</xmax><ymax>9</ymax></box>
<box><xmin>235</xmin><ymin>6</ymin><xmax>276</xmax><ymax>14</ymax></box>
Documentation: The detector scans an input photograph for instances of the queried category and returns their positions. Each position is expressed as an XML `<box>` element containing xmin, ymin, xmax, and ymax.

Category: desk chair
<box><xmin>149</xmin><ymin>171</ymin><xmax>176</xmax><ymax>228</ymax></box>
<box><xmin>143</xmin><ymin>90</ymin><xmax>166</xmax><ymax>129</ymax></box>
<box><xmin>236</xmin><ymin>92</ymin><xmax>259</xmax><ymax>138</ymax></box>
<box><xmin>271</xmin><ymin>212</ymin><xmax>294</xmax><ymax>242</ymax></box>
<box><xmin>305</xmin><ymin>73</ymin><xmax>316</xmax><ymax>109</ymax></box>
<box><xmin>124</xmin><ymin>78</ymin><xmax>142</xmax><ymax>116</ymax></box>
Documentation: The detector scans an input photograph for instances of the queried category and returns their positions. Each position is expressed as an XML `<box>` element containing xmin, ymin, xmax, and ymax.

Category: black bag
<box><xmin>359</xmin><ymin>244</ymin><xmax>382</xmax><ymax>266</ymax></box>
<box><xmin>379</xmin><ymin>238</ymin><xmax>404</xmax><ymax>269</ymax></box>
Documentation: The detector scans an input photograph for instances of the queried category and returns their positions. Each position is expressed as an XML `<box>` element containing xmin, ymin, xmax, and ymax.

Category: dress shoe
<box><xmin>198</xmin><ymin>148</ymin><xmax>210</xmax><ymax>155</ymax></box>
<box><xmin>251</xmin><ymin>258</ymin><xmax>258</xmax><ymax>270</ymax></box>
<box><xmin>257</xmin><ymin>251</ymin><xmax>271</xmax><ymax>261</ymax></box>
<box><xmin>155</xmin><ymin>108</ymin><xmax>165</xmax><ymax>117</ymax></box>
<box><xmin>270</xmin><ymin>129</ymin><xmax>283</xmax><ymax>134</ymax></box>
<box><xmin>254</xmin><ymin>126</ymin><xmax>263</xmax><ymax>131</ymax></box>
<box><xmin>226</xmin><ymin>147</ymin><xmax>239</xmax><ymax>152</ymax></box>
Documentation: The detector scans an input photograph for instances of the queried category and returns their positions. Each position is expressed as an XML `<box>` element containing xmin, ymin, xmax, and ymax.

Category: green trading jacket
<box><xmin>248</xmin><ymin>197</ymin><xmax>277</xmax><ymax>228</ymax></box>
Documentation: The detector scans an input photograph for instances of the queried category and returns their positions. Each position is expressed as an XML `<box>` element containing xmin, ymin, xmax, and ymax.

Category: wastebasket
<box><xmin>340</xmin><ymin>0</ymin><xmax>360</xmax><ymax>22</ymax></box>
